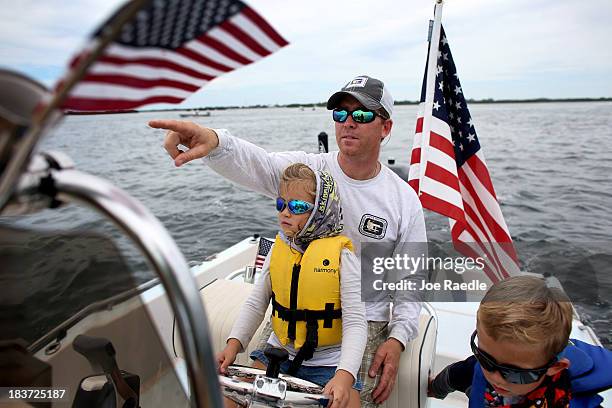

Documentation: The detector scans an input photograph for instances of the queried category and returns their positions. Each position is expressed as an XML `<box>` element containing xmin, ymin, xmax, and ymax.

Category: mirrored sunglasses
<box><xmin>276</xmin><ymin>197</ymin><xmax>314</xmax><ymax>215</ymax></box>
<box><xmin>332</xmin><ymin>108</ymin><xmax>377</xmax><ymax>124</ymax></box>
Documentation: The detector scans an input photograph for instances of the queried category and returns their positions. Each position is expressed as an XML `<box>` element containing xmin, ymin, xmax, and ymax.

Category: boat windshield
<box><xmin>0</xmin><ymin>222</ymin><xmax>191</xmax><ymax>406</ymax></box>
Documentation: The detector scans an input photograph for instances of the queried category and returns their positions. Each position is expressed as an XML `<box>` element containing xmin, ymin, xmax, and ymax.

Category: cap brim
<box><xmin>326</xmin><ymin>91</ymin><xmax>382</xmax><ymax>111</ymax></box>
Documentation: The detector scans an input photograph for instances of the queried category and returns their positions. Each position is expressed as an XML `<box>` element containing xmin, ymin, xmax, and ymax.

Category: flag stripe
<box><xmin>452</xmin><ymin>230</ymin><xmax>504</xmax><ymax>282</ymax></box>
<box><xmin>420</xmin><ymin>191</ymin><xmax>465</xmax><ymax>222</ymax></box>
<box><xmin>242</xmin><ymin>6</ymin><xmax>289</xmax><ymax>47</ymax></box>
<box><xmin>465</xmin><ymin>153</ymin><xmax>497</xmax><ymax>199</ymax></box>
<box><xmin>425</xmin><ymin>143</ymin><xmax>460</xmax><ymax>177</ymax></box>
<box><xmin>458</xmin><ymin>192</ymin><xmax>516</xmax><ymax>276</ymax></box>
<box><xmin>88</xmin><ymin>62</ymin><xmax>210</xmax><ymax>87</ymax></box>
<box><xmin>105</xmin><ymin>42</ymin><xmax>233</xmax><ymax>74</ymax></box>
<box><xmin>460</xmin><ymin>213</ymin><xmax>508</xmax><ymax>278</ymax></box>
<box><xmin>175</xmin><ymin>46</ymin><xmax>234</xmax><ymax>73</ymax></box>
<box><xmin>97</xmin><ymin>55</ymin><xmax>215</xmax><ymax>81</ymax></box>
<box><xmin>208</xmin><ymin>26</ymin><xmax>262</xmax><ymax>62</ymax></box>
<box><xmin>429</xmin><ymin>131</ymin><xmax>455</xmax><ymax>158</ymax></box>
<box><xmin>231</xmin><ymin>13</ymin><xmax>284</xmax><ymax>52</ymax></box>
<box><xmin>62</xmin><ymin>96</ymin><xmax>184</xmax><ymax>111</ymax></box>
<box><xmin>415</xmin><ymin>117</ymin><xmax>424</xmax><ymax>133</ymax></box>
<box><xmin>421</xmin><ymin>175</ymin><xmax>464</xmax><ymax>209</ymax></box>
<box><xmin>219</xmin><ymin>19</ymin><xmax>271</xmax><ymax>57</ymax></box>
<box><xmin>451</xmin><ymin>221</ymin><xmax>507</xmax><ymax>281</ymax></box>
<box><xmin>425</xmin><ymin>161</ymin><xmax>460</xmax><ymax>192</ymax></box>
<box><xmin>410</xmin><ymin>147</ymin><xmax>421</xmax><ymax>167</ymax></box>
<box><xmin>459</xmin><ymin>165</ymin><xmax>512</xmax><ymax>242</ymax></box>
<box><xmin>195</xmin><ymin>34</ymin><xmax>252</xmax><ymax>65</ymax></box>
<box><xmin>70</xmin><ymin>82</ymin><xmax>191</xmax><ymax>100</ymax></box>
<box><xmin>80</xmin><ymin>74</ymin><xmax>200</xmax><ymax>92</ymax></box>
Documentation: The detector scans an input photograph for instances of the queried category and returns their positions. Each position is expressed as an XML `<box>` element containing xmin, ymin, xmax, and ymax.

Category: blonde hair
<box><xmin>477</xmin><ymin>276</ymin><xmax>572</xmax><ymax>358</ymax></box>
<box><xmin>280</xmin><ymin>163</ymin><xmax>316</xmax><ymax>198</ymax></box>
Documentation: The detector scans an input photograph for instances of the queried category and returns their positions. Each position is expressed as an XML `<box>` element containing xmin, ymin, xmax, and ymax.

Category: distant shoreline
<box><xmin>64</xmin><ymin>97</ymin><xmax>612</xmax><ymax>115</ymax></box>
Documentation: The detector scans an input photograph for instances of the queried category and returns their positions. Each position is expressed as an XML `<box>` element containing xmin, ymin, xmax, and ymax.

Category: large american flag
<box><xmin>254</xmin><ymin>236</ymin><xmax>274</xmax><ymax>269</ymax></box>
<box><xmin>408</xmin><ymin>26</ymin><xmax>520</xmax><ymax>283</ymax></box>
<box><xmin>59</xmin><ymin>0</ymin><xmax>288</xmax><ymax>111</ymax></box>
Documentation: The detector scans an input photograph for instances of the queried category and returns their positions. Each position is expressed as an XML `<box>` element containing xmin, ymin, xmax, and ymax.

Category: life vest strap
<box><xmin>271</xmin><ymin>295</ymin><xmax>342</xmax><ymax>328</ymax></box>
<box><xmin>288</xmin><ymin>319</ymin><xmax>319</xmax><ymax>376</ymax></box>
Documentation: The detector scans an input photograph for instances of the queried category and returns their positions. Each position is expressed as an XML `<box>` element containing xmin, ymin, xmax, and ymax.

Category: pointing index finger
<box><xmin>149</xmin><ymin>119</ymin><xmax>193</xmax><ymax>133</ymax></box>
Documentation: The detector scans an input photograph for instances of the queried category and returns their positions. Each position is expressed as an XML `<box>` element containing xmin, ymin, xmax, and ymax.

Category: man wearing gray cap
<box><xmin>150</xmin><ymin>74</ymin><xmax>426</xmax><ymax>407</ymax></box>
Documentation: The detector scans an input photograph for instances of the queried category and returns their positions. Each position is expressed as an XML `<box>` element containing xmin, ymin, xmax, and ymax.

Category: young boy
<box><xmin>429</xmin><ymin>275</ymin><xmax>612</xmax><ymax>407</ymax></box>
<box><xmin>217</xmin><ymin>163</ymin><xmax>366</xmax><ymax>408</ymax></box>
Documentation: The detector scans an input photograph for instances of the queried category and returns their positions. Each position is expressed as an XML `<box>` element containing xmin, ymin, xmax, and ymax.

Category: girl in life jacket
<box><xmin>217</xmin><ymin>163</ymin><xmax>367</xmax><ymax>408</ymax></box>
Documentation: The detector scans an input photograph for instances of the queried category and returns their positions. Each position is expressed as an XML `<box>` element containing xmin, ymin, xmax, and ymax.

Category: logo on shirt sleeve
<box><xmin>359</xmin><ymin>214</ymin><xmax>388</xmax><ymax>239</ymax></box>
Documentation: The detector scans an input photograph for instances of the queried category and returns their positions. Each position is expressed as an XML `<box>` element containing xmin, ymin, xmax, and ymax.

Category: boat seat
<box><xmin>174</xmin><ymin>278</ymin><xmax>437</xmax><ymax>408</ymax></box>
<box><xmin>173</xmin><ymin>279</ymin><xmax>273</xmax><ymax>365</ymax></box>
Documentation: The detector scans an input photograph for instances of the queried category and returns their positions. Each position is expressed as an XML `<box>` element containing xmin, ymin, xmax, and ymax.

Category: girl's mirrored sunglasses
<box><xmin>332</xmin><ymin>108</ymin><xmax>378</xmax><ymax>124</ymax></box>
<box><xmin>276</xmin><ymin>197</ymin><xmax>314</xmax><ymax>215</ymax></box>
<box><xmin>470</xmin><ymin>331</ymin><xmax>557</xmax><ymax>384</ymax></box>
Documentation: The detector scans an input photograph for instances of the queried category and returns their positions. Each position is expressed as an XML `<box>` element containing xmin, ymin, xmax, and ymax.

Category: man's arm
<box><xmin>150</xmin><ymin>119</ymin><xmax>323</xmax><ymax>198</ymax></box>
<box><xmin>370</xmin><ymin>188</ymin><xmax>427</xmax><ymax>404</ymax></box>
<box><xmin>205</xmin><ymin>129</ymin><xmax>322</xmax><ymax>198</ymax></box>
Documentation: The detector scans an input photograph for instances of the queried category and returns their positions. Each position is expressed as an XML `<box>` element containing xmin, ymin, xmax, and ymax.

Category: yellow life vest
<box><xmin>269</xmin><ymin>234</ymin><xmax>353</xmax><ymax>350</ymax></box>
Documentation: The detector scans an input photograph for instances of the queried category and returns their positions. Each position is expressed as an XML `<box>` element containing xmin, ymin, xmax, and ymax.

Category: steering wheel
<box><xmin>218</xmin><ymin>348</ymin><xmax>331</xmax><ymax>407</ymax></box>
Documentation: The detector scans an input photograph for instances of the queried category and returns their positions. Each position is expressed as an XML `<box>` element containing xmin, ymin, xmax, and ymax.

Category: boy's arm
<box><xmin>429</xmin><ymin>355</ymin><xmax>477</xmax><ymax>399</ymax></box>
<box><xmin>227</xmin><ymin>249</ymin><xmax>274</xmax><ymax>351</ymax></box>
<box><xmin>337</xmin><ymin>248</ymin><xmax>367</xmax><ymax>381</ymax></box>
<box><xmin>205</xmin><ymin>129</ymin><xmax>325</xmax><ymax>199</ymax></box>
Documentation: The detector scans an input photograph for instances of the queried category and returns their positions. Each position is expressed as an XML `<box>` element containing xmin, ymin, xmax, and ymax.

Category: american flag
<box><xmin>408</xmin><ymin>26</ymin><xmax>520</xmax><ymax>282</ymax></box>
<box><xmin>254</xmin><ymin>236</ymin><xmax>274</xmax><ymax>269</ymax></box>
<box><xmin>59</xmin><ymin>0</ymin><xmax>288</xmax><ymax>111</ymax></box>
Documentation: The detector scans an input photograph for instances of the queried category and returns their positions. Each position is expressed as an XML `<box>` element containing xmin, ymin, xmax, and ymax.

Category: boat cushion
<box><xmin>173</xmin><ymin>278</ymin><xmax>437</xmax><ymax>408</ymax></box>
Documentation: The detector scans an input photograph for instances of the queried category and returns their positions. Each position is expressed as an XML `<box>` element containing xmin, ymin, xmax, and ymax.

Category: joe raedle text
<box><xmin>372</xmin><ymin>279</ymin><xmax>488</xmax><ymax>292</ymax></box>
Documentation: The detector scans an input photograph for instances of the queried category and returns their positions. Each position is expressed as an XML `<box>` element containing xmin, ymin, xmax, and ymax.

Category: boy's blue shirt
<box><xmin>468</xmin><ymin>339</ymin><xmax>612</xmax><ymax>408</ymax></box>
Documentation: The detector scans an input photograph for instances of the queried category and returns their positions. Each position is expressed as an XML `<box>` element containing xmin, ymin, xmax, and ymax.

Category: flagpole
<box><xmin>418</xmin><ymin>0</ymin><xmax>444</xmax><ymax>195</ymax></box>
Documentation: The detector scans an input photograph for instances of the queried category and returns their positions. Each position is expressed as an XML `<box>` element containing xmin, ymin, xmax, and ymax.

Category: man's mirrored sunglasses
<box><xmin>332</xmin><ymin>108</ymin><xmax>379</xmax><ymax>124</ymax></box>
<box><xmin>276</xmin><ymin>197</ymin><xmax>314</xmax><ymax>215</ymax></box>
<box><xmin>470</xmin><ymin>331</ymin><xmax>558</xmax><ymax>384</ymax></box>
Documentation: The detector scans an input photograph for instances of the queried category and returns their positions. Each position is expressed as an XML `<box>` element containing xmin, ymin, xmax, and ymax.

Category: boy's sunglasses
<box><xmin>332</xmin><ymin>108</ymin><xmax>378</xmax><ymax>124</ymax></box>
<box><xmin>276</xmin><ymin>197</ymin><xmax>314</xmax><ymax>215</ymax></box>
<box><xmin>471</xmin><ymin>331</ymin><xmax>557</xmax><ymax>384</ymax></box>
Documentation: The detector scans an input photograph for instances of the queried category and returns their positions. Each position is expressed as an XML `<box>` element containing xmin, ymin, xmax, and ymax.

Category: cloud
<box><xmin>1</xmin><ymin>0</ymin><xmax>611</xmax><ymax>105</ymax></box>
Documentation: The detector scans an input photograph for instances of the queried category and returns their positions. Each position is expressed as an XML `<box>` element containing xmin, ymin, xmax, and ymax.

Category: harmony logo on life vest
<box><xmin>359</xmin><ymin>214</ymin><xmax>388</xmax><ymax>239</ymax></box>
<box><xmin>315</xmin><ymin>259</ymin><xmax>337</xmax><ymax>273</ymax></box>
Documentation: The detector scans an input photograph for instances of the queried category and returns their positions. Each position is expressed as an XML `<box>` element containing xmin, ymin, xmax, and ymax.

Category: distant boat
<box><xmin>179</xmin><ymin>110</ymin><xmax>211</xmax><ymax>118</ymax></box>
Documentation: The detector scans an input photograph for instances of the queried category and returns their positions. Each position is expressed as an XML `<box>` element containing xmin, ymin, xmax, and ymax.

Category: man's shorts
<box><xmin>357</xmin><ymin>321</ymin><xmax>389</xmax><ymax>408</ymax></box>
<box><xmin>249</xmin><ymin>348</ymin><xmax>363</xmax><ymax>391</ymax></box>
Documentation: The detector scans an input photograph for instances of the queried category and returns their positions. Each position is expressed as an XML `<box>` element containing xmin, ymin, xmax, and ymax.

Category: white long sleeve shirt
<box><xmin>206</xmin><ymin>129</ymin><xmax>427</xmax><ymax>347</ymax></box>
<box><xmin>228</xmin><ymin>246</ymin><xmax>367</xmax><ymax>379</ymax></box>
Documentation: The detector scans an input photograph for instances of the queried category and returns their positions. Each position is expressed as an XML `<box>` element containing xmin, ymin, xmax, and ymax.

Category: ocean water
<box><xmin>2</xmin><ymin>102</ymin><xmax>611</xmax><ymax>347</ymax></box>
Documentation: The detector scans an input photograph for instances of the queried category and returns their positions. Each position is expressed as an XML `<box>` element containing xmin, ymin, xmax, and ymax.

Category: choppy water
<box><xmin>2</xmin><ymin>102</ymin><xmax>611</xmax><ymax>347</ymax></box>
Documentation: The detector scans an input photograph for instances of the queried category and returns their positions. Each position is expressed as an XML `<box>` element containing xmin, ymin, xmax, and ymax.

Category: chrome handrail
<box><xmin>49</xmin><ymin>168</ymin><xmax>223</xmax><ymax>408</ymax></box>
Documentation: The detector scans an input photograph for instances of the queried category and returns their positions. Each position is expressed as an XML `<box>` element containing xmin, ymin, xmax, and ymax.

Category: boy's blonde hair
<box><xmin>280</xmin><ymin>163</ymin><xmax>316</xmax><ymax>198</ymax></box>
<box><xmin>478</xmin><ymin>276</ymin><xmax>572</xmax><ymax>358</ymax></box>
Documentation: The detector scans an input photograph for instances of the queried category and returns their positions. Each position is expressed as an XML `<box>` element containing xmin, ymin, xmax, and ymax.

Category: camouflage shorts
<box><xmin>253</xmin><ymin>320</ymin><xmax>389</xmax><ymax>408</ymax></box>
<box><xmin>358</xmin><ymin>321</ymin><xmax>388</xmax><ymax>408</ymax></box>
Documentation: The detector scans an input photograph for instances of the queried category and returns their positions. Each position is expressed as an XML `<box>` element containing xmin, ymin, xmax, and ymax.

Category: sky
<box><xmin>2</xmin><ymin>0</ymin><xmax>612</xmax><ymax>108</ymax></box>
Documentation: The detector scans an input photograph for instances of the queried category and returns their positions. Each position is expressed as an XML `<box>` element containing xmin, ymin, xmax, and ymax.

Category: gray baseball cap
<box><xmin>327</xmin><ymin>75</ymin><xmax>394</xmax><ymax>118</ymax></box>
